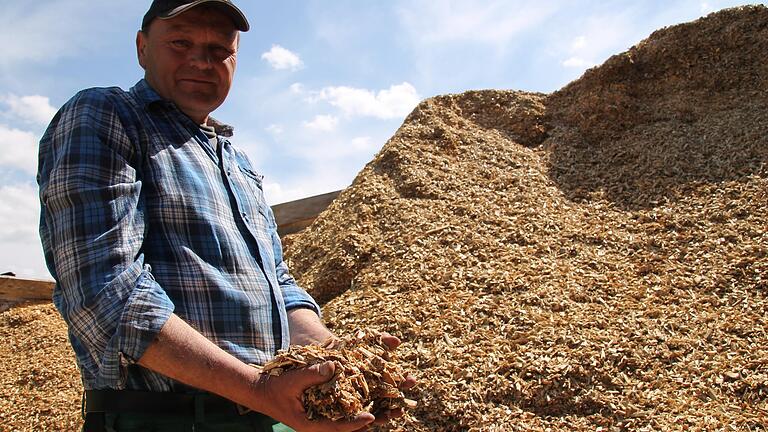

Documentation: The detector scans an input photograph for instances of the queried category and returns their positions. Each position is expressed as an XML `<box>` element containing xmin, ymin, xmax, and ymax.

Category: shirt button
<box><xmin>227</xmin><ymin>170</ymin><xmax>232</xmax><ymax>176</ymax></box>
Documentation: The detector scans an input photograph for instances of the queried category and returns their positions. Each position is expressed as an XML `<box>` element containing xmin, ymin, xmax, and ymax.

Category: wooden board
<box><xmin>0</xmin><ymin>276</ymin><xmax>55</xmax><ymax>301</ymax></box>
<box><xmin>272</xmin><ymin>190</ymin><xmax>342</xmax><ymax>236</ymax></box>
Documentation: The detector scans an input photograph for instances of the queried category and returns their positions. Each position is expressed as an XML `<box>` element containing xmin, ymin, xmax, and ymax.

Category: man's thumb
<box><xmin>297</xmin><ymin>360</ymin><xmax>336</xmax><ymax>387</ymax></box>
<box><xmin>317</xmin><ymin>361</ymin><xmax>335</xmax><ymax>377</ymax></box>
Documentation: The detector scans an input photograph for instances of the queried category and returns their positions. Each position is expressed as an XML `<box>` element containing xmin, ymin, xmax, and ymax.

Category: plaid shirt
<box><xmin>38</xmin><ymin>79</ymin><xmax>319</xmax><ymax>391</ymax></box>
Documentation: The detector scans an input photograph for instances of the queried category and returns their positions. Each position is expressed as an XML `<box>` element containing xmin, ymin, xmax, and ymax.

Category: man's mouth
<box><xmin>179</xmin><ymin>78</ymin><xmax>216</xmax><ymax>85</ymax></box>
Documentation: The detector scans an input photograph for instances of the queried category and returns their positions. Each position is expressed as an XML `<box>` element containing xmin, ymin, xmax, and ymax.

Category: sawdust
<box><xmin>0</xmin><ymin>302</ymin><xmax>82</xmax><ymax>431</ymax></box>
<box><xmin>284</xmin><ymin>6</ymin><xmax>768</xmax><ymax>431</ymax></box>
<box><xmin>2</xmin><ymin>5</ymin><xmax>767</xmax><ymax>431</ymax></box>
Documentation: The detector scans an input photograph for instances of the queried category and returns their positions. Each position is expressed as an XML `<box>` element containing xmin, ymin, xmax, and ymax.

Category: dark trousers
<box><xmin>82</xmin><ymin>390</ymin><xmax>293</xmax><ymax>432</ymax></box>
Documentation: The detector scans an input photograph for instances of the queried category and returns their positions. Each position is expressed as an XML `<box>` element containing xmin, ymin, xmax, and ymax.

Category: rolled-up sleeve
<box><xmin>38</xmin><ymin>90</ymin><xmax>174</xmax><ymax>389</ymax></box>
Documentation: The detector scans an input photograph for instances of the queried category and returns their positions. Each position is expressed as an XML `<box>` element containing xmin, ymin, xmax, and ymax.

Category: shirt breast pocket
<box><xmin>236</xmin><ymin>165</ymin><xmax>274</xmax><ymax>227</ymax></box>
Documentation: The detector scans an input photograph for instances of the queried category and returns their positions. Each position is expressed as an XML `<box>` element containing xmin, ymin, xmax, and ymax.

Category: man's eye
<box><xmin>170</xmin><ymin>40</ymin><xmax>191</xmax><ymax>49</ymax></box>
<box><xmin>212</xmin><ymin>47</ymin><xmax>235</xmax><ymax>60</ymax></box>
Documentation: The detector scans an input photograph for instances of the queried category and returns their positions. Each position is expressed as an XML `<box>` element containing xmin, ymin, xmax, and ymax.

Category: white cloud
<box><xmin>562</xmin><ymin>56</ymin><xmax>597</xmax><ymax>69</ymax></box>
<box><xmin>1</xmin><ymin>94</ymin><xmax>58</xmax><ymax>125</ymax></box>
<box><xmin>701</xmin><ymin>2</ymin><xmax>715</xmax><ymax>14</ymax></box>
<box><xmin>556</xmin><ymin>14</ymin><xmax>637</xmax><ymax>72</ymax></box>
<box><xmin>263</xmin><ymin>181</ymin><xmax>310</xmax><ymax>206</ymax></box>
<box><xmin>0</xmin><ymin>124</ymin><xmax>39</xmax><ymax>175</ymax></box>
<box><xmin>263</xmin><ymin>179</ymin><xmax>343</xmax><ymax>206</ymax></box>
<box><xmin>262</xmin><ymin>167</ymin><xmax>350</xmax><ymax>206</ymax></box>
<box><xmin>265</xmin><ymin>124</ymin><xmax>284</xmax><ymax>135</ymax></box>
<box><xmin>316</xmin><ymin>82</ymin><xmax>421</xmax><ymax>120</ymax></box>
<box><xmin>397</xmin><ymin>0</ymin><xmax>558</xmax><ymax>46</ymax></box>
<box><xmin>303</xmin><ymin>115</ymin><xmax>339</xmax><ymax>132</ymax></box>
<box><xmin>571</xmin><ymin>35</ymin><xmax>587</xmax><ymax>50</ymax></box>
<box><xmin>351</xmin><ymin>136</ymin><xmax>374</xmax><ymax>151</ymax></box>
<box><xmin>289</xmin><ymin>83</ymin><xmax>305</xmax><ymax>94</ymax></box>
<box><xmin>261</xmin><ymin>45</ymin><xmax>304</xmax><ymax>71</ymax></box>
<box><xmin>0</xmin><ymin>184</ymin><xmax>39</xmax><ymax>242</ymax></box>
<box><xmin>0</xmin><ymin>183</ymin><xmax>49</xmax><ymax>279</ymax></box>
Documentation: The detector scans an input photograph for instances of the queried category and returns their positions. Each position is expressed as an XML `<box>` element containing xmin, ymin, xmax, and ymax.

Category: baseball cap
<box><xmin>142</xmin><ymin>0</ymin><xmax>250</xmax><ymax>32</ymax></box>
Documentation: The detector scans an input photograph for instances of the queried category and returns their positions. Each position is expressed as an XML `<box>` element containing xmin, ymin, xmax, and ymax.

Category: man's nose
<box><xmin>188</xmin><ymin>47</ymin><xmax>213</xmax><ymax>69</ymax></box>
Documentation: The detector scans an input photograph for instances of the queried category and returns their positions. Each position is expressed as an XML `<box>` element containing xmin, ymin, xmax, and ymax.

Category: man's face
<box><xmin>136</xmin><ymin>7</ymin><xmax>239</xmax><ymax>124</ymax></box>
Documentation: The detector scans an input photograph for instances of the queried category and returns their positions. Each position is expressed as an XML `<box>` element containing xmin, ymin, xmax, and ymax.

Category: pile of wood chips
<box><xmin>260</xmin><ymin>329</ymin><xmax>416</xmax><ymax>421</ymax></box>
<box><xmin>0</xmin><ymin>302</ymin><xmax>82</xmax><ymax>430</ymax></box>
<box><xmin>283</xmin><ymin>6</ymin><xmax>768</xmax><ymax>431</ymax></box>
<box><xmin>1</xmin><ymin>6</ymin><xmax>766</xmax><ymax>431</ymax></box>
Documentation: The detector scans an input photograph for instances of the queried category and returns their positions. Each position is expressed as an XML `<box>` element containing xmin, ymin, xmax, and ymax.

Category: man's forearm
<box><xmin>137</xmin><ymin>309</ymin><xmax>334</xmax><ymax>404</ymax></box>
<box><xmin>137</xmin><ymin>313</ymin><xmax>265</xmax><ymax>410</ymax></box>
<box><xmin>287</xmin><ymin>308</ymin><xmax>335</xmax><ymax>346</ymax></box>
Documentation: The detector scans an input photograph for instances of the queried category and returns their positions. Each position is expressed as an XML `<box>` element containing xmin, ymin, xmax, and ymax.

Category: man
<box><xmin>37</xmin><ymin>1</ymin><xmax>411</xmax><ymax>431</ymax></box>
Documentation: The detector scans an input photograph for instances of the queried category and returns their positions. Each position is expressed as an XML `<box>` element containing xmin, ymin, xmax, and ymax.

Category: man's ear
<box><xmin>136</xmin><ymin>30</ymin><xmax>147</xmax><ymax>70</ymax></box>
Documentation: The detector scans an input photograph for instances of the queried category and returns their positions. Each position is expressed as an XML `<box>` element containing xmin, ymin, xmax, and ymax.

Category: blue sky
<box><xmin>0</xmin><ymin>0</ymin><xmax>760</xmax><ymax>279</ymax></box>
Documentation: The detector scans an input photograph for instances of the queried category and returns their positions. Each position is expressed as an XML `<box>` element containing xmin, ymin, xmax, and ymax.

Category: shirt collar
<box><xmin>130</xmin><ymin>79</ymin><xmax>235</xmax><ymax>138</ymax></box>
<box><xmin>131</xmin><ymin>79</ymin><xmax>164</xmax><ymax>107</ymax></box>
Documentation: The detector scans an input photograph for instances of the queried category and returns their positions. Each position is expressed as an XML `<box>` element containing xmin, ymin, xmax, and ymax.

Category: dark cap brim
<box><xmin>159</xmin><ymin>0</ymin><xmax>250</xmax><ymax>31</ymax></box>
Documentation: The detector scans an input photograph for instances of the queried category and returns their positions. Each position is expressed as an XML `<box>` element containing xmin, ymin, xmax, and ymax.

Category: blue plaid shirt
<box><xmin>38</xmin><ymin>79</ymin><xmax>320</xmax><ymax>391</ymax></box>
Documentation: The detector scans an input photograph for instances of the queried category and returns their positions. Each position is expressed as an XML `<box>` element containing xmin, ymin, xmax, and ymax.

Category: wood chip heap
<box><xmin>260</xmin><ymin>329</ymin><xmax>416</xmax><ymax>421</ymax></box>
<box><xmin>1</xmin><ymin>6</ymin><xmax>766</xmax><ymax>432</ymax></box>
<box><xmin>283</xmin><ymin>6</ymin><xmax>768</xmax><ymax>431</ymax></box>
<box><xmin>0</xmin><ymin>303</ymin><xmax>81</xmax><ymax>431</ymax></box>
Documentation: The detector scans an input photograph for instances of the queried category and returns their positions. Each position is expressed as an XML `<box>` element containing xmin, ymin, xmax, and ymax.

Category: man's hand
<box><xmin>255</xmin><ymin>361</ymin><xmax>375</xmax><ymax>432</ymax></box>
<box><xmin>285</xmin><ymin>309</ymin><xmax>417</xmax><ymax>427</ymax></box>
<box><xmin>370</xmin><ymin>333</ymin><xmax>418</xmax><ymax>425</ymax></box>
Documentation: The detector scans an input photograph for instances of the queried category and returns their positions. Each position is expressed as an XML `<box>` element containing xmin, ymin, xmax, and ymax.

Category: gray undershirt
<box><xmin>199</xmin><ymin>123</ymin><xmax>218</xmax><ymax>149</ymax></box>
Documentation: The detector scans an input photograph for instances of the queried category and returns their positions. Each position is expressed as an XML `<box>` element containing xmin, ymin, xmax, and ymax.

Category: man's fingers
<box><xmin>380</xmin><ymin>332</ymin><xmax>401</xmax><ymax>350</ymax></box>
<box><xmin>371</xmin><ymin>408</ymin><xmax>404</xmax><ymax>425</ymax></box>
<box><xmin>401</xmin><ymin>373</ymin><xmax>417</xmax><ymax>389</ymax></box>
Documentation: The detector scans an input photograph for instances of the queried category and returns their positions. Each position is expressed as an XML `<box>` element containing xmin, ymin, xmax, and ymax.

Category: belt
<box><xmin>84</xmin><ymin>389</ymin><xmax>243</xmax><ymax>416</ymax></box>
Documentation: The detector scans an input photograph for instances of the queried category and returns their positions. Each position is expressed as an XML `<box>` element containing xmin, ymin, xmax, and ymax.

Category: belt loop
<box><xmin>194</xmin><ymin>393</ymin><xmax>205</xmax><ymax>425</ymax></box>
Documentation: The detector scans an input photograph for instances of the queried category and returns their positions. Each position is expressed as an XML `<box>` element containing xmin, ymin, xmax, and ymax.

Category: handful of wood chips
<box><xmin>261</xmin><ymin>329</ymin><xmax>417</xmax><ymax>421</ymax></box>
